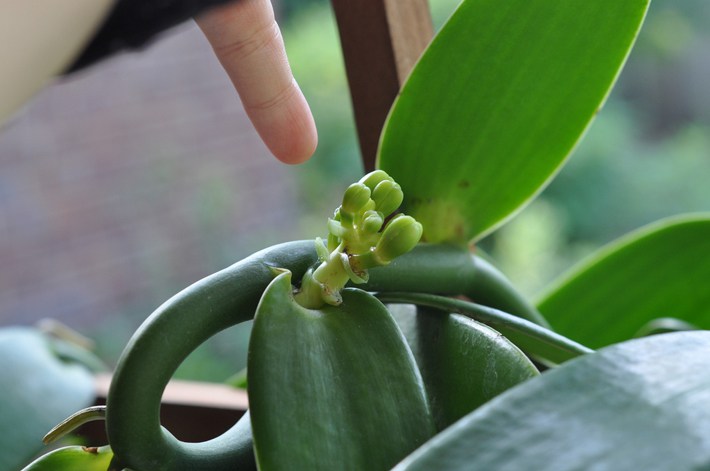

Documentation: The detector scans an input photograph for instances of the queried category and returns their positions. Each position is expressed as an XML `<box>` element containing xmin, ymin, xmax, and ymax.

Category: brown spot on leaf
<box><xmin>455</xmin><ymin>224</ymin><xmax>465</xmax><ymax>238</ymax></box>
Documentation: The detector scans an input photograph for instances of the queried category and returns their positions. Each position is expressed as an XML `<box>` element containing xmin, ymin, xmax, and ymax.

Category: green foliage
<box><xmin>390</xmin><ymin>304</ymin><xmax>539</xmax><ymax>430</ymax></box>
<box><xmin>537</xmin><ymin>215</ymin><xmax>710</xmax><ymax>348</ymax></box>
<box><xmin>21</xmin><ymin>446</ymin><xmax>113</xmax><ymax>471</ymax></box>
<box><xmin>12</xmin><ymin>0</ymin><xmax>710</xmax><ymax>470</ymax></box>
<box><xmin>393</xmin><ymin>332</ymin><xmax>710</xmax><ymax>471</ymax></box>
<box><xmin>249</xmin><ymin>272</ymin><xmax>434</xmax><ymax>470</ymax></box>
<box><xmin>379</xmin><ymin>0</ymin><xmax>649</xmax><ymax>243</ymax></box>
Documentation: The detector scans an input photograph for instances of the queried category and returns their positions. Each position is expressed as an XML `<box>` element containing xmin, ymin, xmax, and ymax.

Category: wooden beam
<box><xmin>331</xmin><ymin>0</ymin><xmax>434</xmax><ymax>172</ymax></box>
<box><xmin>93</xmin><ymin>373</ymin><xmax>249</xmax><ymax>410</ymax></box>
<box><xmin>76</xmin><ymin>374</ymin><xmax>249</xmax><ymax>444</ymax></box>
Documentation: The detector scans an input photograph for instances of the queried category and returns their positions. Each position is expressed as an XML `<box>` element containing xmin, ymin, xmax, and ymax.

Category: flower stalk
<box><xmin>294</xmin><ymin>170</ymin><xmax>423</xmax><ymax>309</ymax></box>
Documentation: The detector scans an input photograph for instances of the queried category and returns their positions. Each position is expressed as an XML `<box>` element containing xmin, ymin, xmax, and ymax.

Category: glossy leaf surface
<box><xmin>395</xmin><ymin>331</ymin><xmax>710</xmax><ymax>471</ymax></box>
<box><xmin>537</xmin><ymin>215</ymin><xmax>710</xmax><ymax>348</ymax></box>
<box><xmin>248</xmin><ymin>272</ymin><xmax>435</xmax><ymax>471</ymax></box>
<box><xmin>390</xmin><ymin>304</ymin><xmax>538</xmax><ymax>430</ymax></box>
<box><xmin>21</xmin><ymin>446</ymin><xmax>113</xmax><ymax>471</ymax></box>
<box><xmin>0</xmin><ymin>328</ymin><xmax>95</xmax><ymax>471</ymax></box>
<box><xmin>378</xmin><ymin>0</ymin><xmax>650</xmax><ymax>243</ymax></box>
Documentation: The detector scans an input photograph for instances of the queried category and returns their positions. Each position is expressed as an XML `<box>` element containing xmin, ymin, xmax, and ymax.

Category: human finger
<box><xmin>197</xmin><ymin>0</ymin><xmax>318</xmax><ymax>164</ymax></box>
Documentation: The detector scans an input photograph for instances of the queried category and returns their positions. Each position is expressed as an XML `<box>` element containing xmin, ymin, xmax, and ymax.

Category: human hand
<box><xmin>197</xmin><ymin>0</ymin><xmax>318</xmax><ymax>164</ymax></box>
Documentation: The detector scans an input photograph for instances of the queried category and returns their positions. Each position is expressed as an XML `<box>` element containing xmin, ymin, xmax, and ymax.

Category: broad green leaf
<box><xmin>378</xmin><ymin>0</ymin><xmax>650</xmax><ymax>243</ymax></box>
<box><xmin>390</xmin><ymin>304</ymin><xmax>538</xmax><ymax>430</ymax></box>
<box><xmin>21</xmin><ymin>446</ymin><xmax>112</xmax><ymax>471</ymax></box>
<box><xmin>248</xmin><ymin>272</ymin><xmax>435</xmax><ymax>471</ymax></box>
<box><xmin>537</xmin><ymin>214</ymin><xmax>710</xmax><ymax>348</ymax></box>
<box><xmin>0</xmin><ymin>328</ymin><xmax>95</xmax><ymax>471</ymax></box>
<box><xmin>394</xmin><ymin>331</ymin><xmax>710</xmax><ymax>471</ymax></box>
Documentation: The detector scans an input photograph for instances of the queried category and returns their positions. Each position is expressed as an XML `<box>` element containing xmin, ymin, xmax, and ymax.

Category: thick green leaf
<box><xmin>248</xmin><ymin>272</ymin><xmax>435</xmax><ymax>471</ymax></box>
<box><xmin>390</xmin><ymin>304</ymin><xmax>538</xmax><ymax>430</ymax></box>
<box><xmin>0</xmin><ymin>328</ymin><xmax>95</xmax><ymax>471</ymax></box>
<box><xmin>20</xmin><ymin>446</ymin><xmax>112</xmax><ymax>471</ymax></box>
<box><xmin>537</xmin><ymin>214</ymin><xmax>710</xmax><ymax>348</ymax></box>
<box><xmin>378</xmin><ymin>0</ymin><xmax>649</xmax><ymax>243</ymax></box>
<box><xmin>394</xmin><ymin>331</ymin><xmax>710</xmax><ymax>471</ymax></box>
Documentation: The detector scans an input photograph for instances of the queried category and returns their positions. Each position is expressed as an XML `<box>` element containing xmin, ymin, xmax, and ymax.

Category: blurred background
<box><xmin>0</xmin><ymin>0</ymin><xmax>708</xmax><ymax>382</ymax></box>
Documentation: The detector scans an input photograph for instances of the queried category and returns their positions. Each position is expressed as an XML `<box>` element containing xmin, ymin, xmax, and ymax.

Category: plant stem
<box><xmin>294</xmin><ymin>252</ymin><xmax>353</xmax><ymax>309</ymax></box>
<box><xmin>376</xmin><ymin>292</ymin><xmax>592</xmax><ymax>365</ymax></box>
<box><xmin>364</xmin><ymin>244</ymin><xmax>550</xmax><ymax>328</ymax></box>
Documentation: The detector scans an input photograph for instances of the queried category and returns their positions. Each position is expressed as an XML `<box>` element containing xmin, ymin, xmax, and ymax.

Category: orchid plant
<box><xmin>12</xmin><ymin>0</ymin><xmax>710</xmax><ymax>470</ymax></box>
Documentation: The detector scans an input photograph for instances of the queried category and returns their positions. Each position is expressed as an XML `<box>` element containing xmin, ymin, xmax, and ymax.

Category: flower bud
<box><xmin>359</xmin><ymin>170</ymin><xmax>392</xmax><ymax>192</ymax></box>
<box><xmin>341</xmin><ymin>183</ymin><xmax>371</xmax><ymax>218</ymax></box>
<box><xmin>374</xmin><ymin>215</ymin><xmax>423</xmax><ymax>264</ymax></box>
<box><xmin>361</xmin><ymin>210</ymin><xmax>384</xmax><ymax>234</ymax></box>
<box><xmin>372</xmin><ymin>180</ymin><xmax>403</xmax><ymax>217</ymax></box>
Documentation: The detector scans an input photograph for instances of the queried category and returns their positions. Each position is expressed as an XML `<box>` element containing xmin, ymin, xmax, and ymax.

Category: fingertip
<box><xmin>256</xmin><ymin>86</ymin><xmax>318</xmax><ymax>165</ymax></box>
<box><xmin>274</xmin><ymin>126</ymin><xmax>318</xmax><ymax>165</ymax></box>
<box><xmin>274</xmin><ymin>116</ymin><xmax>318</xmax><ymax>165</ymax></box>
<box><xmin>197</xmin><ymin>0</ymin><xmax>317</xmax><ymax>165</ymax></box>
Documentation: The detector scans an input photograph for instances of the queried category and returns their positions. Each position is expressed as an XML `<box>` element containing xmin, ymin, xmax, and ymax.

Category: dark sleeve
<box><xmin>65</xmin><ymin>0</ymin><xmax>238</xmax><ymax>73</ymax></box>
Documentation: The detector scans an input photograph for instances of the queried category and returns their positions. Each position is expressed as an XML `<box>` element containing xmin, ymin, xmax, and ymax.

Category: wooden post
<box><xmin>331</xmin><ymin>0</ymin><xmax>434</xmax><ymax>172</ymax></box>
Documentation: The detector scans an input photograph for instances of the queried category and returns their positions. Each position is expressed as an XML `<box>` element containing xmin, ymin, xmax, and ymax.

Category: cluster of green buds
<box><xmin>295</xmin><ymin>170</ymin><xmax>423</xmax><ymax>309</ymax></box>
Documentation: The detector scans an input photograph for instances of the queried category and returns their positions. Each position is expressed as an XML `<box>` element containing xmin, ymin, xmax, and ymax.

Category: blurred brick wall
<box><xmin>0</xmin><ymin>22</ymin><xmax>303</xmax><ymax>330</ymax></box>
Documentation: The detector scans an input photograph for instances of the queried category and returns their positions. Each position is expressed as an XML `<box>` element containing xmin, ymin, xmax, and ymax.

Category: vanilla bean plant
<box><xmin>20</xmin><ymin>0</ymin><xmax>710</xmax><ymax>470</ymax></box>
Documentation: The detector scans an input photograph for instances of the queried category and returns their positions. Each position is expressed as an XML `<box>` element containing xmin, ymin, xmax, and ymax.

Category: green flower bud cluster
<box><xmin>328</xmin><ymin>171</ymin><xmax>405</xmax><ymax>252</ymax></box>
<box><xmin>295</xmin><ymin>170</ymin><xmax>423</xmax><ymax>309</ymax></box>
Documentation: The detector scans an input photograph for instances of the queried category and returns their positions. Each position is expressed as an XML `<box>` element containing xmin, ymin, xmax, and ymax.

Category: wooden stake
<box><xmin>331</xmin><ymin>0</ymin><xmax>434</xmax><ymax>172</ymax></box>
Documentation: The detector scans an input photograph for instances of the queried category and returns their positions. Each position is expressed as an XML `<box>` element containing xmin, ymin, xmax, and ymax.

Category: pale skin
<box><xmin>196</xmin><ymin>0</ymin><xmax>318</xmax><ymax>164</ymax></box>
